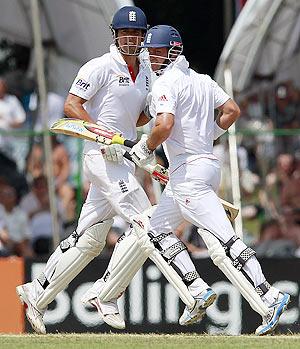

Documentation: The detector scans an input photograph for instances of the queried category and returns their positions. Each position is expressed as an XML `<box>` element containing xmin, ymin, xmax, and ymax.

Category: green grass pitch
<box><xmin>1</xmin><ymin>333</ymin><xmax>300</xmax><ymax>349</ymax></box>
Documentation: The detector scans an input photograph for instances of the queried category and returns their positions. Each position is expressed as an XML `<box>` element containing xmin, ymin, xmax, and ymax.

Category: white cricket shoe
<box><xmin>255</xmin><ymin>292</ymin><xmax>290</xmax><ymax>336</ymax></box>
<box><xmin>81</xmin><ymin>280</ymin><xmax>125</xmax><ymax>330</ymax></box>
<box><xmin>179</xmin><ymin>288</ymin><xmax>217</xmax><ymax>326</ymax></box>
<box><xmin>16</xmin><ymin>283</ymin><xmax>46</xmax><ymax>334</ymax></box>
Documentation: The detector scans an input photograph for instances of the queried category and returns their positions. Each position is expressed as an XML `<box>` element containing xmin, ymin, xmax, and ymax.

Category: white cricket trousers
<box><xmin>149</xmin><ymin>157</ymin><xmax>266</xmax><ymax>288</ymax></box>
<box><xmin>76</xmin><ymin>149</ymin><xmax>151</xmax><ymax>233</ymax></box>
<box><xmin>40</xmin><ymin>148</ymin><xmax>151</xmax><ymax>291</ymax></box>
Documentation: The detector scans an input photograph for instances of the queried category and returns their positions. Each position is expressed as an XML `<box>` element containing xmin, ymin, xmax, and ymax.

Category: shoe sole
<box><xmin>257</xmin><ymin>293</ymin><xmax>291</xmax><ymax>336</ymax></box>
<box><xmin>89</xmin><ymin>298</ymin><xmax>125</xmax><ymax>330</ymax></box>
<box><xmin>16</xmin><ymin>286</ymin><xmax>46</xmax><ymax>334</ymax></box>
<box><xmin>182</xmin><ymin>291</ymin><xmax>217</xmax><ymax>326</ymax></box>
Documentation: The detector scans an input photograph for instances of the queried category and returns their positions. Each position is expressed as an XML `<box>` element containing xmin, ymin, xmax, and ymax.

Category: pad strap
<box><xmin>37</xmin><ymin>273</ymin><xmax>49</xmax><ymax>290</ymax></box>
<box><xmin>182</xmin><ymin>270</ymin><xmax>200</xmax><ymax>286</ymax></box>
<box><xmin>60</xmin><ymin>231</ymin><xmax>79</xmax><ymax>253</ymax></box>
<box><xmin>162</xmin><ymin>241</ymin><xmax>187</xmax><ymax>264</ymax></box>
<box><xmin>232</xmin><ymin>247</ymin><xmax>256</xmax><ymax>271</ymax></box>
<box><xmin>222</xmin><ymin>235</ymin><xmax>239</xmax><ymax>254</ymax></box>
<box><xmin>148</xmin><ymin>231</ymin><xmax>172</xmax><ymax>243</ymax></box>
<box><xmin>255</xmin><ymin>281</ymin><xmax>271</xmax><ymax>296</ymax></box>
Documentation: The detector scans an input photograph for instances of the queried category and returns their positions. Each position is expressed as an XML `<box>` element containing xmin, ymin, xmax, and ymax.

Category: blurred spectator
<box><xmin>29</xmin><ymin>91</ymin><xmax>65</xmax><ymax>131</ymax></box>
<box><xmin>26</xmin><ymin>135</ymin><xmax>75</xmax><ymax>221</ymax></box>
<box><xmin>280</xmin><ymin>206</ymin><xmax>300</xmax><ymax>250</ymax></box>
<box><xmin>0</xmin><ymin>77</ymin><xmax>27</xmax><ymax>162</ymax></box>
<box><xmin>0</xmin><ymin>225</ymin><xmax>10</xmax><ymax>257</ymax></box>
<box><xmin>273</xmin><ymin>81</ymin><xmax>300</xmax><ymax>129</ymax></box>
<box><xmin>254</xmin><ymin>219</ymin><xmax>297</xmax><ymax>258</ymax></box>
<box><xmin>265</xmin><ymin>153</ymin><xmax>300</xmax><ymax>221</ymax></box>
<box><xmin>0</xmin><ymin>77</ymin><xmax>26</xmax><ymax>130</ymax></box>
<box><xmin>19</xmin><ymin>175</ymin><xmax>63</xmax><ymax>255</ymax></box>
<box><xmin>0</xmin><ymin>183</ymin><xmax>33</xmax><ymax>257</ymax></box>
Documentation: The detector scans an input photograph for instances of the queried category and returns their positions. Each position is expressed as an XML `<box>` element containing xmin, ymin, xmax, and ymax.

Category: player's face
<box><xmin>147</xmin><ymin>47</ymin><xmax>169</xmax><ymax>72</ymax></box>
<box><xmin>116</xmin><ymin>28</ymin><xmax>144</xmax><ymax>56</ymax></box>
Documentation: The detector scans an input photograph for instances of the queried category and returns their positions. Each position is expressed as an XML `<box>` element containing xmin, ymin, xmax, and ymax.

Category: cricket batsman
<box><xmin>127</xmin><ymin>24</ymin><xmax>291</xmax><ymax>335</ymax></box>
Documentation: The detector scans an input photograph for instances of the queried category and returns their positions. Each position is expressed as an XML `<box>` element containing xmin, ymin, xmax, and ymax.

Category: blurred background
<box><xmin>0</xmin><ymin>0</ymin><xmax>299</xmax><ymax>335</ymax></box>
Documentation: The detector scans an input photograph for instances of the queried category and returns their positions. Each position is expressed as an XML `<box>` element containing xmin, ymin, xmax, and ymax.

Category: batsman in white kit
<box><xmin>124</xmin><ymin>25</ymin><xmax>290</xmax><ymax>335</ymax></box>
<box><xmin>16</xmin><ymin>7</ymin><xmax>214</xmax><ymax>334</ymax></box>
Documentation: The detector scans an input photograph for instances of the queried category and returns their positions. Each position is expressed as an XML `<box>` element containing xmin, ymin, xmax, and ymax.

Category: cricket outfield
<box><xmin>1</xmin><ymin>333</ymin><xmax>300</xmax><ymax>349</ymax></box>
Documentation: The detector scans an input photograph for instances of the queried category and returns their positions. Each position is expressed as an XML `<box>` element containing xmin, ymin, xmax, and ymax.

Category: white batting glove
<box><xmin>130</xmin><ymin>134</ymin><xmax>155</xmax><ymax>167</ymax></box>
<box><xmin>100</xmin><ymin>144</ymin><xmax>124</xmax><ymax>164</ymax></box>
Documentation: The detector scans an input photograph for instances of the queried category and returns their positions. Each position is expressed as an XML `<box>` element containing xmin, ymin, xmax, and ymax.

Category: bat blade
<box><xmin>50</xmin><ymin>118</ymin><xmax>121</xmax><ymax>145</ymax></box>
<box><xmin>219</xmin><ymin>198</ymin><xmax>239</xmax><ymax>222</ymax></box>
<box><xmin>144</xmin><ymin>164</ymin><xmax>169</xmax><ymax>186</ymax></box>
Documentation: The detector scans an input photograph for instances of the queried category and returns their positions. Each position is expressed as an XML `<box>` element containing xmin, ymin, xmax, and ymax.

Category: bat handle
<box><xmin>124</xmin><ymin>151</ymin><xmax>133</xmax><ymax>162</ymax></box>
<box><xmin>123</xmin><ymin>139</ymin><xmax>137</xmax><ymax>148</ymax></box>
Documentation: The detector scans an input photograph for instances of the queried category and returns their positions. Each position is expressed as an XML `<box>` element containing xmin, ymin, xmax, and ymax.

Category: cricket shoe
<box><xmin>255</xmin><ymin>292</ymin><xmax>291</xmax><ymax>336</ymax></box>
<box><xmin>81</xmin><ymin>280</ymin><xmax>125</xmax><ymax>330</ymax></box>
<box><xmin>16</xmin><ymin>283</ymin><xmax>46</xmax><ymax>334</ymax></box>
<box><xmin>179</xmin><ymin>288</ymin><xmax>217</xmax><ymax>326</ymax></box>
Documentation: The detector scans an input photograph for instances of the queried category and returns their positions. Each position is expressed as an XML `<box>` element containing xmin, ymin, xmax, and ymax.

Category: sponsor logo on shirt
<box><xmin>145</xmin><ymin>76</ymin><xmax>150</xmax><ymax>91</ymax></box>
<box><xmin>118</xmin><ymin>76</ymin><xmax>130</xmax><ymax>86</ymax></box>
<box><xmin>75</xmin><ymin>78</ymin><xmax>90</xmax><ymax>91</ymax></box>
<box><xmin>158</xmin><ymin>95</ymin><xmax>168</xmax><ymax>102</ymax></box>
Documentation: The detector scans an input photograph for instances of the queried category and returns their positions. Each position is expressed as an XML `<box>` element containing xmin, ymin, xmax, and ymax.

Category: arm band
<box><xmin>213</xmin><ymin>120</ymin><xmax>227</xmax><ymax>140</ymax></box>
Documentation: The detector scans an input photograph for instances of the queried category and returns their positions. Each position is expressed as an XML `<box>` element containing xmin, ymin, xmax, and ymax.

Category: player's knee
<box><xmin>61</xmin><ymin>219</ymin><xmax>113</xmax><ymax>257</ymax></box>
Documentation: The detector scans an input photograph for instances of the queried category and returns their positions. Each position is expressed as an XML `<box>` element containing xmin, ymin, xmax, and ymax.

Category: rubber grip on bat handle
<box><xmin>123</xmin><ymin>139</ymin><xmax>137</xmax><ymax>148</ymax></box>
<box><xmin>124</xmin><ymin>151</ymin><xmax>133</xmax><ymax>162</ymax></box>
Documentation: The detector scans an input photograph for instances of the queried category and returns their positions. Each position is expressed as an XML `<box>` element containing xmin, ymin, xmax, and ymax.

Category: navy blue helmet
<box><xmin>143</xmin><ymin>25</ymin><xmax>183</xmax><ymax>75</ymax></box>
<box><xmin>110</xmin><ymin>6</ymin><xmax>148</xmax><ymax>56</ymax></box>
<box><xmin>143</xmin><ymin>25</ymin><xmax>183</xmax><ymax>49</ymax></box>
<box><xmin>111</xmin><ymin>6</ymin><xmax>148</xmax><ymax>31</ymax></box>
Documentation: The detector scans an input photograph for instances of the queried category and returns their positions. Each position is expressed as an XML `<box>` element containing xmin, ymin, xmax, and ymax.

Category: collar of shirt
<box><xmin>110</xmin><ymin>44</ymin><xmax>127</xmax><ymax>65</ymax></box>
<box><xmin>110</xmin><ymin>44</ymin><xmax>146</xmax><ymax>71</ymax></box>
<box><xmin>165</xmin><ymin>55</ymin><xmax>189</xmax><ymax>73</ymax></box>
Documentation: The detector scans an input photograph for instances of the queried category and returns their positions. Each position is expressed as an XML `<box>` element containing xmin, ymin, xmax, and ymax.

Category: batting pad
<box><xmin>198</xmin><ymin>228</ymin><xmax>269</xmax><ymax>317</ymax></box>
<box><xmin>36</xmin><ymin>220</ymin><xmax>113</xmax><ymax>310</ymax></box>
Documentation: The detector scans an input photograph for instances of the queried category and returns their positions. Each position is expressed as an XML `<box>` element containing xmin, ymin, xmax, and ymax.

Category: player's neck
<box><xmin>122</xmin><ymin>54</ymin><xmax>138</xmax><ymax>69</ymax></box>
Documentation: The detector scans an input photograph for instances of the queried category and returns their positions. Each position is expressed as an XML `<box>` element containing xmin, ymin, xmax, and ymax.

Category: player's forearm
<box><xmin>147</xmin><ymin>123</ymin><xmax>172</xmax><ymax>151</ymax></box>
<box><xmin>64</xmin><ymin>95</ymin><xmax>93</xmax><ymax>123</ymax></box>
<box><xmin>146</xmin><ymin>113</ymin><xmax>174</xmax><ymax>151</ymax></box>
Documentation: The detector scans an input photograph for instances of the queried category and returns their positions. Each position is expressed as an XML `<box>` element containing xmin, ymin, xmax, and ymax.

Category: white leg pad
<box><xmin>149</xmin><ymin>249</ymin><xmax>195</xmax><ymax>308</ymax></box>
<box><xmin>198</xmin><ymin>228</ymin><xmax>269</xmax><ymax>317</ymax></box>
<box><xmin>100</xmin><ymin>210</ymin><xmax>195</xmax><ymax>308</ymax></box>
<box><xmin>99</xmin><ymin>212</ymin><xmax>154</xmax><ymax>302</ymax></box>
<box><xmin>36</xmin><ymin>219</ymin><xmax>113</xmax><ymax>309</ymax></box>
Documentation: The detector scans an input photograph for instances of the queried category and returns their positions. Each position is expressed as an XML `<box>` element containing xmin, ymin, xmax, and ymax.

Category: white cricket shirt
<box><xmin>0</xmin><ymin>94</ymin><xmax>26</xmax><ymax>130</ymax></box>
<box><xmin>69</xmin><ymin>44</ymin><xmax>151</xmax><ymax>152</ymax></box>
<box><xmin>149</xmin><ymin>55</ymin><xmax>230</xmax><ymax>169</ymax></box>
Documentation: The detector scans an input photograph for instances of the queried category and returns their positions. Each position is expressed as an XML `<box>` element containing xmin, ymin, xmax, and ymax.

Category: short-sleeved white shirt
<box><xmin>0</xmin><ymin>204</ymin><xmax>31</xmax><ymax>243</ymax></box>
<box><xmin>69</xmin><ymin>45</ymin><xmax>151</xmax><ymax>153</ymax></box>
<box><xmin>149</xmin><ymin>56</ymin><xmax>230</xmax><ymax>169</ymax></box>
<box><xmin>0</xmin><ymin>94</ymin><xmax>26</xmax><ymax>130</ymax></box>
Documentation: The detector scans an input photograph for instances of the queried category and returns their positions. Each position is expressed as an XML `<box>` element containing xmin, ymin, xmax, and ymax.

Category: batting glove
<box><xmin>100</xmin><ymin>144</ymin><xmax>123</xmax><ymax>164</ymax></box>
<box><xmin>130</xmin><ymin>134</ymin><xmax>155</xmax><ymax>167</ymax></box>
